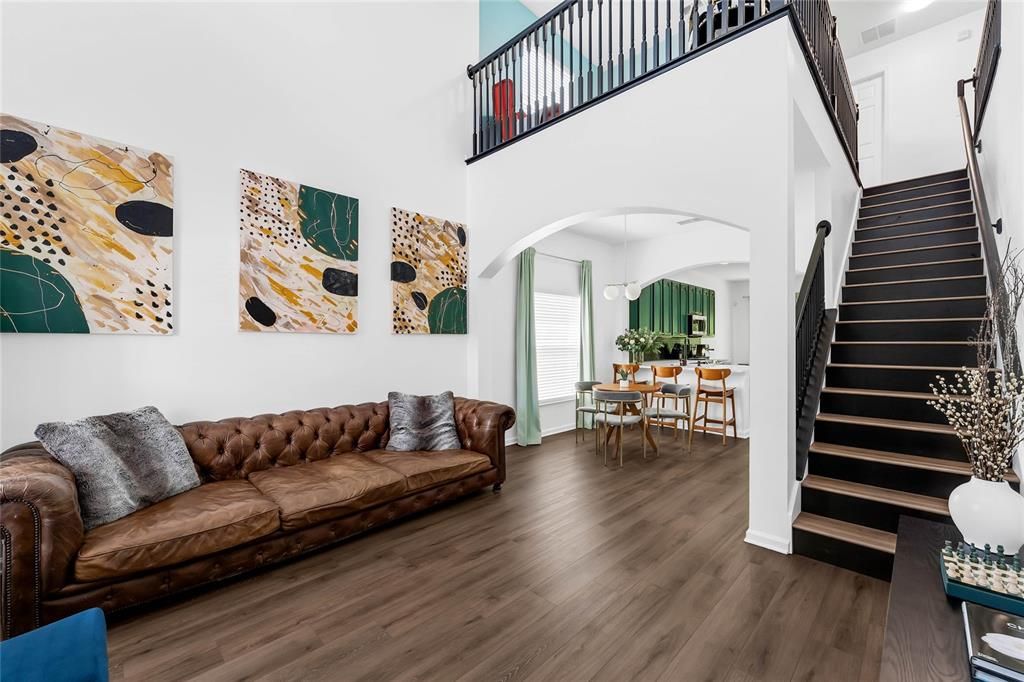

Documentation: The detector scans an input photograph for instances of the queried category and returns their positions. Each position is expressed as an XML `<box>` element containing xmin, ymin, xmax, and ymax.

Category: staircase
<box><xmin>791</xmin><ymin>167</ymin><xmax>1017</xmax><ymax>581</ymax></box>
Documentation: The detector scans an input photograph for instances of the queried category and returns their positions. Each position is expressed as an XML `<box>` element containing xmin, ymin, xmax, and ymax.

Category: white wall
<box><xmin>845</xmin><ymin>10</ymin><xmax>985</xmax><ymax>185</ymax></box>
<box><xmin>0</xmin><ymin>1</ymin><xmax>477</xmax><ymax>447</ymax></box>
<box><xmin>729</xmin><ymin>280</ymin><xmax>751</xmax><ymax>364</ymax></box>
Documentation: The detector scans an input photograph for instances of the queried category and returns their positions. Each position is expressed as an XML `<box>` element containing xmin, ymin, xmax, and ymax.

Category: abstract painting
<box><xmin>239</xmin><ymin>169</ymin><xmax>358</xmax><ymax>333</ymax></box>
<box><xmin>391</xmin><ymin>207</ymin><xmax>467</xmax><ymax>334</ymax></box>
<box><xmin>0</xmin><ymin>114</ymin><xmax>174</xmax><ymax>334</ymax></box>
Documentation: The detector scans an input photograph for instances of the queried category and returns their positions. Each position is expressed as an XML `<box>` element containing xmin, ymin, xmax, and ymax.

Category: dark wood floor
<box><xmin>107</xmin><ymin>429</ymin><xmax>889</xmax><ymax>681</ymax></box>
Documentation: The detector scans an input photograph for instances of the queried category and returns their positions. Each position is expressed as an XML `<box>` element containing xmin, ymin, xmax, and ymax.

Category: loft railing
<box><xmin>794</xmin><ymin>220</ymin><xmax>833</xmax><ymax>480</ymax></box>
<box><xmin>958</xmin><ymin>76</ymin><xmax>1020</xmax><ymax>378</ymax></box>
<box><xmin>466</xmin><ymin>0</ymin><xmax>859</xmax><ymax>179</ymax></box>
<box><xmin>973</xmin><ymin>0</ymin><xmax>1001</xmax><ymax>135</ymax></box>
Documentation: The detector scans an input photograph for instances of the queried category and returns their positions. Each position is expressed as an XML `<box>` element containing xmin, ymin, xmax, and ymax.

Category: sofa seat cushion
<box><xmin>74</xmin><ymin>480</ymin><xmax>280</xmax><ymax>582</ymax></box>
<box><xmin>248</xmin><ymin>454</ymin><xmax>408</xmax><ymax>531</ymax></box>
<box><xmin>366</xmin><ymin>449</ymin><xmax>491</xmax><ymax>491</ymax></box>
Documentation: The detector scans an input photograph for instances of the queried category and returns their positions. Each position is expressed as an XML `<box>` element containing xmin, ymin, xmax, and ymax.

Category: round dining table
<box><xmin>593</xmin><ymin>382</ymin><xmax>663</xmax><ymax>451</ymax></box>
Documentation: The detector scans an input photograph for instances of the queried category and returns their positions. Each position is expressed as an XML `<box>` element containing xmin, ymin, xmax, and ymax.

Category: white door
<box><xmin>732</xmin><ymin>294</ymin><xmax>750</xmax><ymax>365</ymax></box>
<box><xmin>854</xmin><ymin>74</ymin><xmax>884</xmax><ymax>187</ymax></box>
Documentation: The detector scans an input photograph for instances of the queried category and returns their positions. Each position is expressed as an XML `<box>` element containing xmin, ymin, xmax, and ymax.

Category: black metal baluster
<box><xmin>471</xmin><ymin>68</ymin><xmax>478</xmax><ymax>155</ymax></box>
<box><xmin>496</xmin><ymin>54</ymin><xmax>504</xmax><ymax>145</ymax></box>
<box><xmin>630</xmin><ymin>0</ymin><xmax>636</xmax><ymax>79</ymax></box>
<box><xmin>722</xmin><ymin>0</ymin><xmax>729</xmax><ymax>36</ymax></box>
<box><xmin>705</xmin><ymin>0</ymin><xmax>713</xmax><ymax>46</ymax></box>
<box><xmin>542</xmin><ymin>22</ymin><xmax>549</xmax><ymax>122</ymax></box>
<box><xmin>568</xmin><ymin>6</ymin><xmax>575</xmax><ymax>110</ymax></box>
<box><xmin>504</xmin><ymin>50</ymin><xmax>512</xmax><ymax>142</ymax></box>
<box><xmin>518</xmin><ymin>41</ymin><xmax>526</xmax><ymax>132</ymax></box>
<box><xmin>689</xmin><ymin>1</ymin><xmax>698</xmax><ymax>52</ymax></box>
<box><xmin>490</xmin><ymin>60</ymin><xmax>498</xmax><ymax>150</ymax></box>
<box><xmin>597</xmin><ymin>0</ymin><xmax>603</xmax><ymax>95</ymax></box>
<box><xmin>559</xmin><ymin>12</ymin><xmax>566</xmax><ymax>112</ymax></box>
<box><xmin>737</xmin><ymin>0</ymin><xmax>746</xmax><ymax>28</ymax></box>
<box><xmin>587</xmin><ymin>0</ymin><xmax>594</xmax><ymax>101</ymax></box>
<box><xmin>618</xmin><ymin>0</ymin><xmax>625</xmax><ymax>84</ymax></box>
<box><xmin>483</xmin><ymin>62</ymin><xmax>490</xmax><ymax>152</ymax></box>
<box><xmin>678</xmin><ymin>0</ymin><xmax>684</xmax><ymax>56</ymax></box>
<box><xmin>577</xmin><ymin>2</ymin><xmax>585</xmax><ymax>104</ymax></box>
<box><xmin>666</xmin><ymin>0</ymin><xmax>672</xmax><ymax>61</ymax></box>
<box><xmin>511</xmin><ymin>46</ymin><xmax>519</xmax><ymax>137</ymax></box>
<box><xmin>607</xmin><ymin>0</ymin><xmax>614</xmax><ymax>91</ymax></box>
<box><xmin>653</xmin><ymin>0</ymin><xmax>660</xmax><ymax>68</ymax></box>
<box><xmin>551</xmin><ymin>19</ymin><xmax>557</xmax><ymax>115</ymax></box>
<box><xmin>756</xmin><ymin>0</ymin><xmax>763</xmax><ymax>19</ymax></box>
<box><xmin>641</xmin><ymin>0</ymin><xmax>648</xmax><ymax>74</ymax></box>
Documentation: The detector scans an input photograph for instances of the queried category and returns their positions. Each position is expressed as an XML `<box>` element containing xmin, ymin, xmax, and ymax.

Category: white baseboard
<box><xmin>744</xmin><ymin>528</ymin><xmax>791</xmax><ymax>554</ymax></box>
<box><xmin>506</xmin><ymin>422</ymin><xmax>579</xmax><ymax>447</ymax></box>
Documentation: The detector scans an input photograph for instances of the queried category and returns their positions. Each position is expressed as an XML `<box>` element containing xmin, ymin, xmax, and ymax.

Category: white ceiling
<box><xmin>563</xmin><ymin>213</ymin><xmax>711</xmax><ymax>245</ymax></box>
<box><xmin>666</xmin><ymin>262</ymin><xmax>751</xmax><ymax>282</ymax></box>
<box><xmin>830</xmin><ymin>0</ymin><xmax>984</xmax><ymax>57</ymax></box>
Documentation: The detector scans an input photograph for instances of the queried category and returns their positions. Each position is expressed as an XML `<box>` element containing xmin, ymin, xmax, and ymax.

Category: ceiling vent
<box><xmin>861</xmin><ymin>18</ymin><xmax>897</xmax><ymax>45</ymax></box>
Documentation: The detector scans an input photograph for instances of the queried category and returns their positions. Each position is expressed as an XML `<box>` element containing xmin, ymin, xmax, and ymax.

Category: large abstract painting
<box><xmin>0</xmin><ymin>114</ymin><xmax>174</xmax><ymax>334</ymax></box>
<box><xmin>391</xmin><ymin>207</ymin><xmax>467</xmax><ymax>334</ymax></box>
<box><xmin>239</xmin><ymin>169</ymin><xmax>358</xmax><ymax>333</ymax></box>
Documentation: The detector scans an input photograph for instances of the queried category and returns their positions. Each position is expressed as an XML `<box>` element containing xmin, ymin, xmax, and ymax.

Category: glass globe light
<box><xmin>603</xmin><ymin>284</ymin><xmax>621</xmax><ymax>301</ymax></box>
<box><xmin>624</xmin><ymin>282</ymin><xmax>642</xmax><ymax>300</ymax></box>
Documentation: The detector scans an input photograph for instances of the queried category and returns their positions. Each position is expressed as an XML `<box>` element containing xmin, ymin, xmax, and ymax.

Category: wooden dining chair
<box><xmin>612</xmin><ymin>363</ymin><xmax>640</xmax><ymax>383</ymax></box>
<box><xmin>689</xmin><ymin>367</ymin><xmax>737</xmax><ymax>446</ymax></box>
<box><xmin>593</xmin><ymin>389</ymin><xmax>647</xmax><ymax>468</ymax></box>
<box><xmin>647</xmin><ymin>366</ymin><xmax>692</xmax><ymax>447</ymax></box>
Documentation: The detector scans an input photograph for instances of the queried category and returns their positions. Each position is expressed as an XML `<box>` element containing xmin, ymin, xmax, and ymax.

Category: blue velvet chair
<box><xmin>0</xmin><ymin>608</ymin><xmax>109</xmax><ymax>682</ymax></box>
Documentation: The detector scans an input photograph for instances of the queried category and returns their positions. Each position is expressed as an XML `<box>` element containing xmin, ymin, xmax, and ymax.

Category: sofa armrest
<box><xmin>453</xmin><ymin>398</ymin><xmax>516</xmax><ymax>483</ymax></box>
<box><xmin>0</xmin><ymin>444</ymin><xmax>84</xmax><ymax>638</ymax></box>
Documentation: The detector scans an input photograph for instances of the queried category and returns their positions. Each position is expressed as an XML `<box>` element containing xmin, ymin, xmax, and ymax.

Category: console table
<box><xmin>880</xmin><ymin>516</ymin><xmax>969</xmax><ymax>681</ymax></box>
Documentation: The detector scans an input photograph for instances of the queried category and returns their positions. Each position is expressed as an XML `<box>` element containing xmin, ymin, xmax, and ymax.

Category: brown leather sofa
<box><xmin>0</xmin><ymin>397</ymin><xmax>515</xmax><ymax>639</ymax></box>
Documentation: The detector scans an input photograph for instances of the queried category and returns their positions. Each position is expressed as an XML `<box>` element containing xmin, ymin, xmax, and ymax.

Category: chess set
<box><xmin>941</xmin><ymin>541</ymin><xmax>1024</xmax><ymax>618</ymax></box>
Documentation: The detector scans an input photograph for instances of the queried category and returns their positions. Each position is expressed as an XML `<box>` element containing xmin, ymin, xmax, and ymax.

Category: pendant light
<box><xmin>604</xmin><ymin>214</ymin><xmax>641</xmax><ymax>301</ymax></box>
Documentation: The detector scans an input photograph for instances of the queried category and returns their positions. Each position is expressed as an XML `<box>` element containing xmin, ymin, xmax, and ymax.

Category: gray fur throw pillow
<box><xmin>35</xmin><ymin>406</ymin><xmax>200</xmax><ymax>530</ymax></box>
<box><xmin>387</xmin><ymin>391</ymin><xmax>461</xmax><ymax>451</ymax></box>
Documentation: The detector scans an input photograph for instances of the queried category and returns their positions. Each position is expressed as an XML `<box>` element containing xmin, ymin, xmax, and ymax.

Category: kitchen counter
<box><xmin>638</xmin><ymin>361</ymin><xmax>750</xmax><ymax>438</ymax></box>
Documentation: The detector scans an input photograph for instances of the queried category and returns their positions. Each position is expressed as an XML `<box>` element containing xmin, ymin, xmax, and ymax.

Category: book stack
<box><xmin>964</xmin><ymin>601</ymin><xmax>1024</xmax><ymax>681</ymax></box>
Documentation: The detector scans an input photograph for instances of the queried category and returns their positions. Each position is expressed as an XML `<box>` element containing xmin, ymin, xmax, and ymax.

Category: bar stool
<box><xmin>593</xmin><ymin>389</ymin><xmax>647</xmax><ymax>468</ymax></box>
<box><xmin>689</xmin><ymin>367</ymin><xmax>737</xmax><ymax>446</ymax></box>
<box><xmin>646</xmin><ymin>383</ymin><xmax>692</xmax><ymax>451</ymax></box>
<box><xmin>648</xmin><ymin>366</ymin><xmax>692</xmax><ymax>433</ymax></box>
<box><xmin>612</xmin><ymin>363</ymin><xmax>640</xmax><ymax>383</ymax></box>
<box><xmin>574</xmin><ymin>380</ymin><xmax>602</xmax><ymax>444</ymax></box>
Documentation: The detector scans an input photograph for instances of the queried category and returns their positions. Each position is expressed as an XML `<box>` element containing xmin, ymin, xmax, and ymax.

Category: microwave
<box><xmin>689</xmin><ymin>314</ymin><xmax>707</xmax><ymax>336</ymax></box>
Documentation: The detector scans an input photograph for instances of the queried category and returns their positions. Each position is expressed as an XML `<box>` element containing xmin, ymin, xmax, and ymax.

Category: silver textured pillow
<box><xmin>34</xmin><ymin>406</ymin><xmax>200</xmax><ymax>530</ymax></box>
<box><xmin>387</xmin><ymin>391</ymin><xmax>461</xmax><ymax>451</ymax></box>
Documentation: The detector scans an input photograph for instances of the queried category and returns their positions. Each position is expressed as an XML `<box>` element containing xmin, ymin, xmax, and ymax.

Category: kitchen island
<box><xmin>639</xmin><ymin>361</ymin><xmax>750</xmax><ymax>439</ymax></box>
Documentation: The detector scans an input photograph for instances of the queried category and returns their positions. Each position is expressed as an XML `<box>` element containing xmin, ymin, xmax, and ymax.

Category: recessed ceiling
<box><xmin>831</xmin><ymin>0</ymin><xmax>985</xmax><ymax>58</ymax></box>
<box><xmin>562</xmin><ymin>213</ymin><xmax>710</xmax><ymax>245</ymax></box>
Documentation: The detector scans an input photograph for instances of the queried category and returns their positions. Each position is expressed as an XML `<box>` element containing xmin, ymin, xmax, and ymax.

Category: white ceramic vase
<box><xmin>948</xmin><ymin>477</ymin><xmax>1024</xmax><ymax>553</ymax></box>
<box><xmin>619</xmin><ymin>379</ymin><xmax>629</xmax><ymax>388</ymax></box>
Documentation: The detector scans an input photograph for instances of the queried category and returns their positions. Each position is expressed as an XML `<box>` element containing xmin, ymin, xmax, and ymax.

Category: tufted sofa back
<box><xmin>179</xmin><ymin>402</ymin><xmax>391</xmax><ymax>482</ymax></box>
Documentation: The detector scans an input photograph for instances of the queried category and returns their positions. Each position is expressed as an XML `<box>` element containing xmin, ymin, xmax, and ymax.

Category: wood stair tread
<box><xmin>793</xmin><ymin>512</ymin><xmax>897</xmax><ymax>554</ymax></box>
<box><xmin>815</xmin><ymin>413</ymin><xmax>955</xmax><ymax>434</ymax></box>
<box><xmin>808</xmin><ymin>441</ymin><xmax>1018</xmax><ymax>482</ymax></box>
<box><xmin>836</xmin><ymin>317</ymin><xmax>986</xmax><ymax>324</ymax></box>
<box><xmin>802</xmin><ymin>475</ymin><xmax>950</xmax><ymax>516</ymax></box>
<box><xmin>848</xmin><ymin>257</ymin><xmax>982</xmax><ymax>273</ymax></box>
<box><xmin>843</xmin><ymin>275</ymin><xmax>985</xmax><ymax>288</ymax></box>
<box><xmin>831</xmin><ymin>340</ymin><xmax>987</xmax><ymax>345</ymax></box>
<box><xmin>849</xmin><ymin>242</ymin><xmax>980</xmax><ymax>259</ymax></box>
<box><xmin>840</xmin><ymin>294</ymin><xmax>986</xmax><ymax>305</ymax></box>
<box><xmin>853</xmin><ymin>226</ymin><xmax>977</xmax><ymax>245</ymax></box>
<box><xmin>828</xmin><ymin>362</ymin><xmax>998</xmax><ymax>372</ymax></box>
<box><xmin>860</xmin><ymin>189</ymin><xmax>972</xmax><ymax>211</ymax></box>
<box><xmin>821</xmin><ymin>387</ymin><xmax>936</xmax><ymax>400</ymax></box>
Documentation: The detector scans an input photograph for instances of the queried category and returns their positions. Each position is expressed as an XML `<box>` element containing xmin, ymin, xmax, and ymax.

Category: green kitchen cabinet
<box><xmin>629</xmin><ymin>279</ymin><xmax>716</xmax><ymax>337</ymax></box>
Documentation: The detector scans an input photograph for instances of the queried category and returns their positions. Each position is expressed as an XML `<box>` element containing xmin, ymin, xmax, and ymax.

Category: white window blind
<box><xmin>535</xmin><ymin>291</ymin><xmax>580</xmax><ymax>403</ymax></box>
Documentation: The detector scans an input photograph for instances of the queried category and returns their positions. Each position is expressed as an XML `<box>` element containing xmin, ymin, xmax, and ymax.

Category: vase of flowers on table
<box><xmin>616</xmin><ymin>327</ymin><xmax>658</xmax><ymax>365</ymax></box>
<box><xmin>930</xmin><ymin>250</ymin><xmax>1024</xmax><ymax>554</ymax></box>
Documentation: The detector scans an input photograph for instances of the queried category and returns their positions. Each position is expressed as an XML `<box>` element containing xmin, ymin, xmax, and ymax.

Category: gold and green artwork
<box><xmin>0</xmin><ymin>114</ymin><xmax>174</xmax><ymax>334</ymax></box>
<box><xmin>391</xmin><ymin>207</ymin><xmax>467</xmax><ymax>334</ymax></box>
<box><xmin>239</xmin><ymin>169</ymin><xmax>358</xmax><ymax>333</ymax></box>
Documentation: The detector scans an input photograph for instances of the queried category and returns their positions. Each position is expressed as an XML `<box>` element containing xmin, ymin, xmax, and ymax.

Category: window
<box><xmin>535</xmin><ymin>291</ymin><xmax>580</xmax><ymax>403</ymax></box>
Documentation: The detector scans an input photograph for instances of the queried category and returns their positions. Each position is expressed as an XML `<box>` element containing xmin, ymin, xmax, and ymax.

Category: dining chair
<box><xmin>689</xmin><ymin>367</ymin><xmax>738</xmax><ymax>446</ymax></box>
<box><xmin>593</xmin><ymin>389</ymin><xmax>647</xmax><ymax>468</ymax></box>
<box><xmin>611</xmin><ymin>363</ymin><xmax>640</xmax><ymax>383</ymax></box>
<box><xmin>646</xmin><ymin>382</ymin><xmax>692</xmax><ymax>451</ymax></box>
<box><xmin>649</xmin><ymin>366</ymin><xmax>691</xmax><ymax>433</ymax></box>
<box><xmin>574</xmin><ymin>380</ymin><xmax>603</xmax><ymax>444</ymax></box>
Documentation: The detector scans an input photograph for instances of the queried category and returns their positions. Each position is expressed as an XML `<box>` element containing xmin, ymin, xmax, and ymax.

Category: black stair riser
<box><xmin>861</xmin><ymin>178</ymin><xmax>970</xmax><ymax>207</ymax></box>
<box><xmin>820</xmin><ymin>393</ymin><xmax>947</xmax><ymax>424</ymax></box>
<box><xmin>863</xmin><ymin>170</ymin><xmax>968</xmax><ymax>197</ymax></box>
<box><xmin>852</xmin><ymin>228</ymin><xmax>977</xmax><ymax>256</ymax></box>
<box><xmin>813</xmin><ymin>420</ymin><xmax>965</xmax><ymax>459</ymax></box>
<box><xmin>831</xmin><ymin>343</ymin><xmax>979</xmax><ymax>366</ymax></box>
<box><xmin>839</xmin><ymin>297</ymin><xmax>987</xmax><ymax>320</ymax></box>
<box><xmin>842</xmin><ymin>277</ymin><xmax>986</xmax><ymax>303</ymax></box>
<box><xmin>845</xmin><ymin>259</ymin><xmax>983</xmax><ymax>285</ymax></box>
<box><xmin>849</xmin><ymin>243</ymin><xmax>981</xmax><ymax>270</ymax></box>
<box><xmin>858</xmin><ymin>202</ymin><xmax>973</xmax><ymax>229</ymax></box>
<box><xmin>826</xmin><ymin>366</ymin><xmax>976</xmax><ymax>393</ymax></box>
<box><xmin>792</xmin><ymin>528</ymin><xmax>893</xmax><ymax>581</ymax></box>
<box><xmin>835</xmin><ymin>319</ymin><xmax>985</xmax><ymax>342</ymax></box>
<box><xmin>859</xmin><ymin>190</ymin><xmax>974</xmax><ymax>218</ymax></box>
<box><xmin>801</xmin><ymin>486</ymin><xmax>951</xmax><ymax>535</ymax></box>
<box><xmin>808</xmin><ymin>452</ymin><xmax>1018</xmax><ymax>498</ymax></box>
<box><xmin>855</xmin><ymin>214</ymin><xmax>976</xmax><ymax>241</ymax></box>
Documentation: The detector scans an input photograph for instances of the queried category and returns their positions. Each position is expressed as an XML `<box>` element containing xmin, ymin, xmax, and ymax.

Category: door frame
<box><xmin>852</xmin><ymin>70</ymin><xmax>886</xmax><ymax>186</ymax></box>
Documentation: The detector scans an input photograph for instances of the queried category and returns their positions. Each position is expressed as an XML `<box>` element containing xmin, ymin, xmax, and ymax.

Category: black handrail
<box><xmin>958</xmin><ymin>77</ymin><xmax>1021</xmax><ymax>377</ymax></box>
<box><xmin>467</xmin><ymin>0</ymin><xmax>859</xmax><ymax>178</ymax></box>
<box><xmin>795</xmin><ymin>220</ymin><xmax>831</xmax><ymax>479</ymax></box>
<box><xmin>973</xmin><ymin>0</ymin><xmax>1001</xmax><ymax>136</ymax></box>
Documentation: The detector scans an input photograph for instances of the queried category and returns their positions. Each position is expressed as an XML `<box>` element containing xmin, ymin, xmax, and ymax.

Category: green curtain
<box><xmin>579</xmin><ymin>260</ymin><xmax>596</xmax><ymax>382</ymax></box>
<box><xmin>515</xmin><ymin>248</ymin><xmax>542</xmax><ymax>446</ymax></box>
